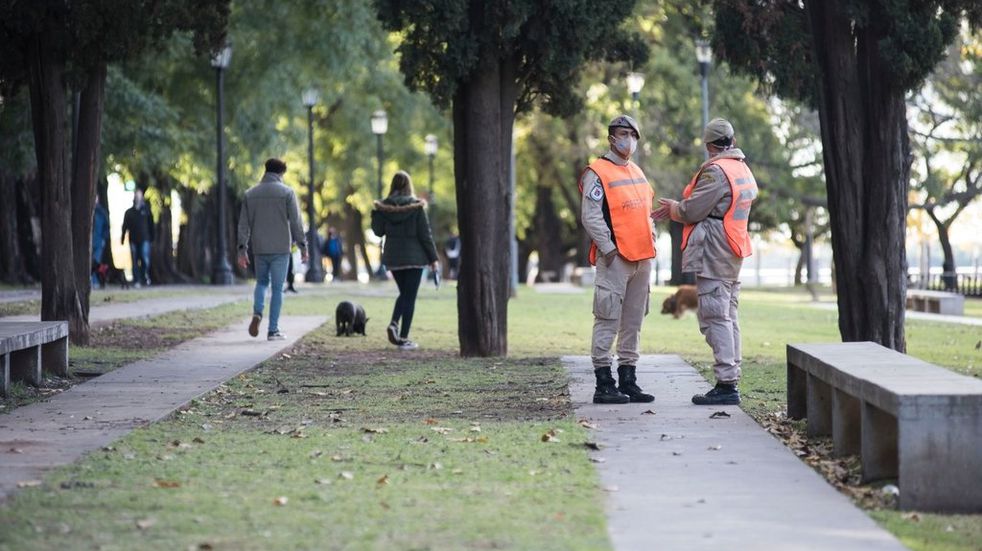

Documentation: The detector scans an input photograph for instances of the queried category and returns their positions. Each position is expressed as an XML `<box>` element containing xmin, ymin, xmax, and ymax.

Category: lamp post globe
<box><xmin>626</xmin><ymin>71</ymin><xmax>645</xmax><ymax>102</ymax></box>
<box><xmin>211</xmin><ymin>45</ymin><xmax>234</xmax><ymax>286</ymax></box>
<box><xmin>695</xmin><ymin>39</ymin><xmax>712</xmax><ymax>160</ymax></box>
<box><xmin>303</xmin><ymin>88</ymin><xmax>324</xmax><ymax>283</ymax></box>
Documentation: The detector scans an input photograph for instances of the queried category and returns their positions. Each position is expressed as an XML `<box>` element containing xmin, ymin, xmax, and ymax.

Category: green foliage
<box><xmin>375</xmin><ymin>0</ymin><xmax>649</xmax><ymax>116</ymax></box>
<box><xmin>712</xmin><ymin>0</ymin><xmax>982</xmax><ymax>105</ymax></box>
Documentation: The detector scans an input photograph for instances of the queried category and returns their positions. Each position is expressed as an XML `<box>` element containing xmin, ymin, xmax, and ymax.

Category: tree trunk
<box><xmin>150</xmin><ymin>171</ymin><xmax>190</xmax><ymax>284</ymax></box>
<box><xmin>17</xmin><ymin>173</ymin><xmax>43</xmax><ymax>282</ymax></box>
<box><xmin>533</xmin><ymin>184</ymin><xmax>565</xmax><ymax>282</ymax></box>
<box><xmin>176</xmin><ymin>187</ymin><xmax>209</xmax><ymax>281</ymax></box>
<box><xmin>341</xmin><ymin>187</ymin><xmax>367</xmax><ymax>279</ymax></box>
<box><xmin>452</xmin><ymin>45</ymin><xmax>516</xmax><ymax>357</ymax></box>
<box><xmin>806</xmin><ymin>0</ymin><xmax>909</xmax><ymax>350</ymax></box>
<box><xmin>0</xmin><ymin>170</ymin><xmax>27</xmax><ymax>284</ymax></box>
<box><xmin>27</xmin><ymin>32</ymin><xmax>85</xmax><ymax>343</ymax></box>
<box><xmin>925</xmin><ymin>208</ymin><xmax>956</xmax><ymax>291</ymax></box>
<box><xmin>668</xmin><ymin>221</ymin><xmax>694</xmax><ymax>285</ymax></box>
<box><xmin>69</xmin><ymin>63</ymin><xmax>107</xmax><ymax>345</ymax></box>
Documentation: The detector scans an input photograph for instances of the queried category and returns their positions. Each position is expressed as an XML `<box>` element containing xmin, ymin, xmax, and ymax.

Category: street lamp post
<box><xmin>211</xmin><ymin>45</ymin><xmax>234</xmax><ymax>286</ymax></box>
<box><xmin>626</xmin><ymin>71</ymin><xmax>656</xmax><ymax>283</ymax></box>
<box><xmin>371</xmin><ymin>110</ymin><xmax>388</xmax><ymax>198</ymax></box>
<box><xmin>695</xmin><ymin>39</ymin><xmax>712</xmax><ymax>160</ymax></box>
<box><xmin>424</xmin><ymin>134</ymin><xmax>437</xmax><ymax>202</ymax></box>
<box><xmin>302</xmin><ymin>88</ymin><xmax>324</xmax><ymax>283</ymax></box>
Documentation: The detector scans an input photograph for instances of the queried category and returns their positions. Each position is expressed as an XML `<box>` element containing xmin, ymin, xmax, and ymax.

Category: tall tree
<box><xmin>0</xmin><ymin>1</ymin><xmax>228</xmax><ymax>344</ymax></box>
<box><xmin>713</xmin><ymin>0</ymin><xmax>982</xmax><ymax>351</ymax></box>
<box><xmin>376</xmin><ymin>0</ymin><xmax>646</xmax><ymax>356</ymax></box>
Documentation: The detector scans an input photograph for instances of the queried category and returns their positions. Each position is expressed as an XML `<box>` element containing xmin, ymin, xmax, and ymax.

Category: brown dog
<box><xmin>661</xmin><ymin>285</ymin><xmax>698</xmax><ymax>319</ymax></box>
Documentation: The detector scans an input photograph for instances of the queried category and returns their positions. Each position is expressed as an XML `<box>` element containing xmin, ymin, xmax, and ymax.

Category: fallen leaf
<box><xmin>603</xmin><ymin>485</ymin><xmax>619</xmax><ymax>492</ymax></box>
<box><xmin>309</xmin><ymin>450</ymin><xmax>324</xmax><ymax>459</ymax></box>
<box><xmin>451</xmin><ymin>468</ymin><xmax>464</xmax><ymax>475</ymax></box>
<box><xmin>376</xmin><ymin>474</ymin><xmax>390</xmax><ymax>486</ymax></box>
<box><xmin>192</xmin><ymin>437</ymin><xmax>206</xmax><ymax>444</ymax></box>
<box><xmin>589</xmin><ymin>457</ymin><xmax>606</xmax><ymax>463</ymax></box>
<box><xmin>281</xmin><ymin>353</ymin><xmax>292</xmax><ymax>359</ymax></box>
<box><xmin>469</xmin><ymin>426</ymin><xmax>482</xmax><ymax>433</ymax></box>
<box><xmin>578</xmin><ymin>420</ymin><xmax>598</xmax><ymax>430</ymax></box>
<box><xmin>431</xmin><ymin>427</ymin><xmax>453</xmax><ymax>434</ymax></box>
<box><xmin>16</xmin><ymin>480</ymin><xmax>41</xmax><ymax>488</ymax></box>
<box><xmin>273</xmin><ymin>496</ymin><xmax>288</xmax><ymax>506</ymax></box>
<box><xmin>240</xmin><ymin>409</ymin><xmax>264</xmax><ymax>417</ymax></box>
<box><xmin>82</xmin><ymin>416</ymin><xmax>93</xmax><ymax>421</ymax></box>
<box><xmin>541</xmin><ymin>429</ymin><xmax>561</xmax><ymax>443</ymax></box>
<box><xmin>583</xmin><ymin>442</ymin><xmax>602</xmax><ymax>451</ymax></box>
<box><xmin>9</xmin><ymin>448</ymin><xmax>24</xmax><ymax>454</ymax></box>
<box><xmin>660</xmin><ymin>434</ymin><xmax>673</xmax><ymax>441</ymax></box>
<box><xmin>672</xmin><ymin>451</ymin><xmax>683</xmax><ymax>456</ymax></box>
<box><xmin>314</xmin><ymin>478</ymin><xmax>332</xmax><ymax>485</ymax></box>
<box><xmin>423</xmin><ymin>418</ymin><xmax>439</xmax><ymax>425</ymax></box>
<box><xmin>152</xmin><ymin>479</ymin><xmax>181</xmax><ymax>488</ymax></box>
<box><xmin>641</xmin><ymin>410</ymin><xmax>656</xmax><ymax>415</ymax></box>
<box><xmin>362</xmin><ymin>427</ymin><xmax>389</xmax><ymax>434</ymax></box>
<box><xmin>902</xmin><ymin>512</ymin><xmax>921</xmax><ymax>522</ymax></box>
<box><xmin>339</xmin><ymin>471</ymin><xmax>354</xmax><ymax>480</ymax></box>
<box><xmin>429</xmin><ymin>462</ymin><xmax>443</xmax><ymax>470</ymax></box>
<box><xmin>330</xmin><ymin>454</ymin><xmax>343</xmax><ymax>462</ymax></box>
<box><xmin>709</xmin><ymin>411</ymin><xmax>731</xmax><ymax>419</ymax></box>
<box><xmin>135</xmin><ymin>518</ymin><xmax>157</xmax><ymax>530</ymax></box>
<box><xmin>707</xmin><ymin>445</ymin><xmax>722</xmax><ymax>451</ymax></box>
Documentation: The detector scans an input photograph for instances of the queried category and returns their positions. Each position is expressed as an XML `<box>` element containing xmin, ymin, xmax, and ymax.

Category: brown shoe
<box><xmin>249</xmin><ymin>314</ymin><xmax>262</xmax><ymax>337</ymax></box>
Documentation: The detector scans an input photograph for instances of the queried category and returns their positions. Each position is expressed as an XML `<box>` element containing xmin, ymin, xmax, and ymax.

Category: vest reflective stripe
<box><xmin>680</xmin><ymin>157</ymin><xmax>758</xmax><ymax>258</ymax></box>
<box><xmin>580</xmin><ymin>158</ymin><xmax>656</xmax><ymax>265</ymax></box>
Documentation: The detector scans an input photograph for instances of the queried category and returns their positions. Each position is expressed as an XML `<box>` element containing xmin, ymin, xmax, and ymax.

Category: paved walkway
<box><xmin>2</xmin><ymin>292</ymin><xmax>247</xmax><ymax>327</ymax></box>
<box><xmin>565</xmin><ymin>355</ymin><xmax>907</xmax><ymax>551</ymax></box>
<box><xmin>0</xmin><ymin>315</ymin><xmax>327</xmax><ymax>501</ymax></box>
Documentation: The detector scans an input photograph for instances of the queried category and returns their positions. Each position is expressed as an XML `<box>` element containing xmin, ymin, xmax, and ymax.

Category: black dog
<box><xmin>335</xmin><ymin>301</ymin><xmax>368</xmax><ymax>336</ymax></box>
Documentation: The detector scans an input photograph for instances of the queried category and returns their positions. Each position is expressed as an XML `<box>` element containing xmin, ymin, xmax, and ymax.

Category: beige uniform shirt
<box><xmin>580</xmin><ymin>152</ymin><xmax>655</xmax><ymax>258</ymax></box>
<box><xmin>671</xmin><ymin>149</ymin><xmax>748</xmax><ymax>281</ymax></box>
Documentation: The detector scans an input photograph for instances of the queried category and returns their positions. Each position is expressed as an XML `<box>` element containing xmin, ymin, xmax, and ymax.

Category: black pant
<box><xmin>391</xmin><ymin>268</ymin><xmax>423</xmax><ymax>339</ymax></box>
<box><xmin>330</xmin><ymin>254</ymin><xmax>342</xmax><ymax>280</ymax></box>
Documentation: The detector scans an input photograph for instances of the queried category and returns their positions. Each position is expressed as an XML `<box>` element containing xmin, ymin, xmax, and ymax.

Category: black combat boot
<box><xmin>691</xmin><ymin>382</ymin><xmax>741</xmax><ymax>405</ymax></box>
<box><xmin>617</xmin><ymin>365</ymin><xmax>654</xmax><ymax>403</ymax></box>
<box><xmin>593</xmin><ymin>367</ymin><xmax>630</xmax><ymax>404</ymax></box>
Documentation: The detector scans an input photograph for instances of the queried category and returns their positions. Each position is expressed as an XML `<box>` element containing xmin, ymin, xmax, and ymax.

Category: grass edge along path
<box><xmin>0</xmin><ymin>322</ymin><xmax>612</xmax><ymax>551</ymax></box>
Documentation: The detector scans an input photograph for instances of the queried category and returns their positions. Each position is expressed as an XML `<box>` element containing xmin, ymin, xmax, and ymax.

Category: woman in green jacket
<box><xmin>371</xmin><ymin>171</ymin><xmax>439</xmax><ymax>350</ymax></box>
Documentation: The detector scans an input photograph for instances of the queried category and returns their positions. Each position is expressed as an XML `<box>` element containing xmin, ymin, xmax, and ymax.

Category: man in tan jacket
<box><xmin>652</xmin><ymin>118</ymin><xmax>758</xmax><ymax>406</ymax></box>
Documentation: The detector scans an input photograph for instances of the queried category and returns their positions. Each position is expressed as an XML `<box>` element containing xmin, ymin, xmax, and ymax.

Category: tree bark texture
<box><xmin>150</xmin><ymin>171</ymin><xmax>190</xmax><ymax>285</ymax></box>
<box><xmin>806</xmin><ymin>0</ymin><xmax>909</xmax><ymax>351</ymax></box>
<box><xmin>69</xmin><ymin>63</ymin><xmax>107</xmax><ymax>345</ymax></box>
<box><xmin>452</xmin><ymin>47</ymin><xmax>516</xmax><ymax>357</ymax></box>
<box><xmin>27</xmin><ymin>31</ymin><xmax>85</xmax><ymax>344</ymax></box>
<box><xmin>924</xmin><ymin>207</ymin><xmax>956</xmax><ymax>291</ymax></box>
<box><xmin>532</xmin><ymin>184</ymin><xmax>565</xmax><ymax>282</ymax></box>
<box><xmin>0</xmin><ymin>170</ymin><xmax>29</xmax><ymax>284</ymax></box>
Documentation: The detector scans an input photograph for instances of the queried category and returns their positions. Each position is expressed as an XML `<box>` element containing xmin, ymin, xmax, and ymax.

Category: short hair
<box><xmin>264</xmin><ymin>158</ymin><xmax>287</xmax><ymax>174</ymax></box>
<box><xmin>388</xmin><ymin>170</ymin><xmax>415</xmax><ymax>197</ymax></box>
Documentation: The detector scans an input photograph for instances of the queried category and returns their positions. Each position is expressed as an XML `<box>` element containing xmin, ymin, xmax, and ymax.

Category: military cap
<box><xmin>608</xmin><ymin>115</ymin><xmax>641</xmax><ymax>140</ymax></box>
<box><xmin>703</xmin><ymin>118</ymin><xmax>735</xmax><ymax>143</ymax></box>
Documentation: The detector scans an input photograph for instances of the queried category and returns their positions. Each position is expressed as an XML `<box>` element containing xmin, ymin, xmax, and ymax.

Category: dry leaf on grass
<box><xmin>135</xmin><ymin>518</ymin><xmax>157</xmax><ymax>530</ymax></box>
<box><xmin>362</xmin><ymin>427</ymin><xmax>389</xmax><ymax>434</ymax></box>
<box><xmin>376</xmin><ymin>474</ymin><xmax>390</xmax><ymax>486</ymax></box>
<box><xmin>152</xmin><ymin>479</ymin><xmax>181</xmax><ymax>488</ymax></box>
<box><xmin>16</xmin><ymin>480</ymin><xmax>41</xmax><ymax>488</ymax></box>
<box><xmin>709</xmin><ymin>411</ymin><xmax>731</xmax><ymax>419</ymax></box>
<box><xmin>431</xmin><ymin>427</ymin><xmax>453</xmax><ymax>434</ymax></box>
<box><xmin>578</xmin><ymin>419</ymin><xmax>598</xmax><ymax>430</ymax></box>
<box><xmin>541</xmin><ymin>429</ymin><xmax>560</xmax><ymax>443</ymax></box>
<box><xmin>339</xmin><ymin>471</ymin><xmax>354</xmax><ymax>480</ymax></box>
<box><xmin>583</xmin><ymin>442</ymin><xmax>602</xmax><ymax>451</ymax></box>
<box><xmin>423</xmin><ymin>418</ymin><xmax>439</xmax><ymax>425</ymax></box>
<box><xmin>192</xmin><ymin>437</ymin><xmax>206</xmax><ymax>444</ymax></box>
<box><xmin>273</xmin><ymin>496</ymin><xmax>288</xmax><ymax>506</ymax></box>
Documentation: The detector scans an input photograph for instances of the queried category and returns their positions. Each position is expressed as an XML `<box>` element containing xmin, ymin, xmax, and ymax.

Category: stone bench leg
<box><xmin>832</xmin><ymin>388</ymin><xmax>861</xmax><ymax>456</ymax></box>
<box><xmin>806</xmin><ymin>374</ymin><xmax>832</xmax><ymax>437</ymax></box>
<box><xmin>897</xmin><ymin>410</ymin><xmax>982</xmax><ymax>512</ymax></box>
<box><xmin>9</xmin><ymin>345</ymin><xmax>42</xmax><ymax>386</ymax></box>
<box><xmin>42</xmin><ymin>335</ymin><xmax>69</xmax><ymax>377</ymax></box>
<box><xmin>1</xmin><ymin>353</ymin><xmax>9</xmax><ymax>397</ymax></box>
<box><xmin>787</xmin><ymin>361</ymin><xmax>807</xmax><ymax>420</ymax></box>
<box><xmin>861</xmin><ymin>402</ymin><xmax>898</xmax><ymax>482</ymax></box>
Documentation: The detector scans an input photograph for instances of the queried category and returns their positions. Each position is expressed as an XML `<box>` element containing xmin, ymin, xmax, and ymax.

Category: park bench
<box><xmin>787</xmin><ymin>341</ymin><xmax>982</xmax><ymax>513</ymax></box>
<box><xmin>905</xmin><ymin>289</ymin><xmax>964</xmax><ymax>315</ymax></box>
<box><xmin>0</xmin><ymin>321</ymin><xmax>69</xmax><ymax>397</ymax></box>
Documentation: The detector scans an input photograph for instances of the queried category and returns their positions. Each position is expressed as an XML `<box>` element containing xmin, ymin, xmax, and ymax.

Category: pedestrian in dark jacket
<box><xmin>91</xmin><ymin>195</ymin><xmax>110</xmax><ymax>287</ymax></box>
<box><xmin>121</xmin><ymin>189</ymin><xmax>154</xmax><ymax>287</ymax></box>
<box><xmin>371</xmin><ymin>171</ymin><xmax>438</xmax><ymax>350</ymax></box>
<box><xmin>322</xmin><ymin>227</ymin><xmax>344</xmax><ymax>281</ymax></box>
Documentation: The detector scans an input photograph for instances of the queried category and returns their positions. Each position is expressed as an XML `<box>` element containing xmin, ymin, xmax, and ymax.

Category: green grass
<box><xmin>1</xmin><ymin>282</ymin><xmax>980</xmax><ymax>550</ymax></box>
<box><xmin>0</xmin><ymin>287</ymin><xmax>226</xmax><ymax>317</ymax></box>
<box><xmin>963</xmin><ymin>297</ymin><xmax>982</xmax><ymax>319</ymax></box>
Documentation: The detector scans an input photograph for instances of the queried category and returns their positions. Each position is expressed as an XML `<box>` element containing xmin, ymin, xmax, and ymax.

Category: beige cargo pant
<box><xmin>591</xmin><ymin>256</ymin><xmax>651</xmax><ymax>369</ymax></box>
<box><xmin>696</xmin><ymin>276</ymin><xmax>741</xmax><ymax>383</ymax></box>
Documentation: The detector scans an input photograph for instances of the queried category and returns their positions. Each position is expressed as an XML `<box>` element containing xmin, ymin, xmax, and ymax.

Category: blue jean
<box><xmin>130</xmin><ymin>241</ymin><xmax>151</xmax><ymax>285</ymax></box>
<box><xmin>253</xmin><ymin>253</ymin><xmax>290</xmax><ymax>334</ymax></box>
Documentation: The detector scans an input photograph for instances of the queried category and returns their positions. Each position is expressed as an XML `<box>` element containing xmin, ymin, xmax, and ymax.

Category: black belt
<box><xmin>707</xmin><ymin>215</ymin><xmax>724</xmax><ymax>220</ymax></box>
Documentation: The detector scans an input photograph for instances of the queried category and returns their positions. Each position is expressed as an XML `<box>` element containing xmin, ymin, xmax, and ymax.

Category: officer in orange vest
<box><xmin>652</xmin><ymin>118</ymin><xmax>758</xmax><ymax>406</ymax></box>
<box><xmin>579</xmin><ymin>115</ymin><xmax>656</xmax><ymax>404</ymax></box>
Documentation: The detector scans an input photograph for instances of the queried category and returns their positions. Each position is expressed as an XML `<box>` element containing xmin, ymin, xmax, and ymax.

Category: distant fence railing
<box><xmin>908</xmin><ymin>272</ymin><xmax>982</xmax><ymax>298</ymax></box>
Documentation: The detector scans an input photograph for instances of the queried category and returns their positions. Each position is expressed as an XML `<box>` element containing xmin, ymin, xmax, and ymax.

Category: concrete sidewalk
<box><xmin>3</xmin><ymin>293</ymin><xmax>246</xmax><ymax>327</ymax></box>
<box><xmin>0</xmin><ymin>315</ymin><xmax>327</xmax><ymax>502</ymax></box>
<box><xmin>565</xmin><ymin>355</ymin><xmax>907</xmax><ymax>551</ymax></box>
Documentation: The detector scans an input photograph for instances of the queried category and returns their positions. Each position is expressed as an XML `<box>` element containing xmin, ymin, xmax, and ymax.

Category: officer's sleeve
<box><xmin>580</xmin><ymin>169</ymin><xmax>616</xmax><ymax>255</ymax></box>
<box><xmin>672</xmin><ymin>165</ymin><xmax>727</xmax><ymax>224</ymax></box>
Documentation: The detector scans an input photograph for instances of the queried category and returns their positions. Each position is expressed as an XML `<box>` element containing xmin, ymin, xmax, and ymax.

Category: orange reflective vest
<box><xmin>580</xmin><ymin>158</ymin><xmax>656</xmax><ymax>265</ymax></box>
<box><xmin>680</xmin><ymin>157</ymin><xmax>757</xmax><ymax>258</ymax></box>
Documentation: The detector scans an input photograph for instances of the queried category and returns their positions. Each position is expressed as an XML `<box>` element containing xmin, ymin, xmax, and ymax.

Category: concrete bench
<box><xmin>787</xmin><ymin>341</ymin><xmax>982</xmax><ymax>513</ymax></box>
<box><xmin>906</xmin><ymin>289</ymin><xmax>964</xmax><ymax>315</ymax></box>
<box><xmin>0</xmin><ymin>321</ymin><xmax>69</xmax><ymax>397</ymax></box>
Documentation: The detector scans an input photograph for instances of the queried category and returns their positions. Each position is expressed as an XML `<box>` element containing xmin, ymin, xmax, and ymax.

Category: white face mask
<box><xmin>615</xmin><ymin>136</ymin><xmax>637</xmax><ymax>157</ymax></box>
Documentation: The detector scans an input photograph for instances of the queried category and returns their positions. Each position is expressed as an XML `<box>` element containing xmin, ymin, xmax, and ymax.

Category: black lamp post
<box><xmin>424</xmin><ymin>134</ymin><xmax>437</xmax><ymax>201</ymax></box>
<box><xmin>626</xmin><ymin>71</ymin><xmax>645</xmax><ymax>167</ymax></box>
<box><xmin>302</xmin><ymin>88</ymin><xmax>325</xmax><ymax>283</ymax></box>
<box><xmin>696</xmin><ymin>39</ymin><xmax>712</xmax><ymax>161</ymax></box>
<box><xmin>211</xmin><ymin>45</ymin><xmax>234</xmax><ymax>286</ymax></box>
<box><xmin>371</xmin><ymin>110</ymin><xmax>388</xmax><ymax>198</ymax></box>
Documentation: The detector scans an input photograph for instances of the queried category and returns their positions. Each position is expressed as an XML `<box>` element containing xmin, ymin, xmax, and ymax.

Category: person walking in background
<box><xmin>652</xmin><ymin>118</ymin><xmax>758</xmax><ymax>406</ymax></box>
<box><xmin>284</xmin><ymin>249</ymin><xmax>299</xmax><ymax>294</ymax></box>
<box><xmin>579</xmin><ymin>115</ymin><xmax>657</xmax><ymax>405</ymax></box>
<box><xmin>371</xmin><ymin>171</ymin><xmax>438</xmax><ymax>351</ymax></box>
<box><xmin>121</xmin><ymin>188</ymin><xmax>154</xmax><ymax>287</ymax></box>
<box><xmin>237</xmin><ymin>158</ymin><xmax>308</xmax><ymax>341</ymax></box>
<box><xmin>91</xmin><ymin>195</ymin><xmax>110</xmax><ymax>288</ymax></box>
<box><xmin>323</xmin><ymin>227</ymin><xmax>344</xmax><ymax>281</ymax></box>
<box><xmin>444</xmin><ymin>232</ymin><xmax>460</xmax><ymax>280</ymax></box>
